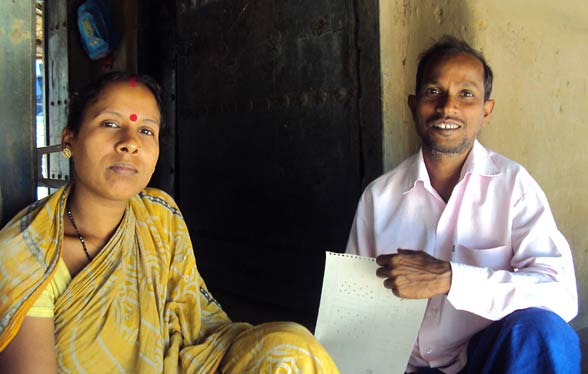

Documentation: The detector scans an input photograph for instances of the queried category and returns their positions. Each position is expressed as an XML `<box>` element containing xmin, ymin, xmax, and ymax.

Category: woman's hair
<box><xmin>66</xmin><ymin>71</ymin><xmax>165</xmax><ymax>135</ymax></box>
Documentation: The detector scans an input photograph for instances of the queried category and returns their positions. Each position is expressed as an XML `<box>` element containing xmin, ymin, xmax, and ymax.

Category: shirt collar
<box><xmin>403</xmin><ymin>139</ymin><xmax>501</xmax><ymax>194</ymax></box>
<box><xmin>460</xmin><ymin>139</ymin><xmax>501</xmax><ymax>179</ymax></box>
<box><xmin>402</xmin><ymin>149</ymin><xmax>431</xmax><ymax>194</ymax></box>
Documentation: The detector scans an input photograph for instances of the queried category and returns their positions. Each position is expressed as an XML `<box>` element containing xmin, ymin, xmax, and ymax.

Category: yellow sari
<box><xmin>0</xmin><ymin>186</ymin><xmax>337</xmax><ymax>373</ymax></box>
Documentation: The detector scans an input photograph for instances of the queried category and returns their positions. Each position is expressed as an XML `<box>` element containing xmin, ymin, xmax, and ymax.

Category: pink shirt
<box><xmin>346</xmin><ymin>140</ymin><xmax>577</xmax><ymax>373</ymax></box>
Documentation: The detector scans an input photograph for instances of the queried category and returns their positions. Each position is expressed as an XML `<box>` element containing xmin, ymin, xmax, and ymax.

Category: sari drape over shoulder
<box><xmin>0</xmin><ymin>186</ymin><xmax>337</xmax><ymax>373</ymax></box>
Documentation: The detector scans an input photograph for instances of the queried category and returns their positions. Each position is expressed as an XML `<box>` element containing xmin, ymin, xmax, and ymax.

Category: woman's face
<box><xmin>63</xmin><ymin>81</ymin><xmax>161</xmax><ymax>203</ymax></box>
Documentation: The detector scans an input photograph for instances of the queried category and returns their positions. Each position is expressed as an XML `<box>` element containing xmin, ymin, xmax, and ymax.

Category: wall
<box><xmin>380</xmin><ymin>0</ymin><xmax>588</xmax><ymax>330</ymax></box>
<box><xmin>0</xmin><ymin>1</ymin><xmax>35</xmax><ymax>227</ymax></box>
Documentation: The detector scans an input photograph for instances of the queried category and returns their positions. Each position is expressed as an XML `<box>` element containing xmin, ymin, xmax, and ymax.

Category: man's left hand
<box><xmin>376</xmin><ymin>249</ymin><xmax>452</xmax><ymax>299</ymax></box>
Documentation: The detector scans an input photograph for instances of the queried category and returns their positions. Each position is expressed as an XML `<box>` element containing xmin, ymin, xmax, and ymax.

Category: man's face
<box><xmin>408</xmin><ymin>52</ymin><xmax>495</xmax><ymax>157</ymax></box>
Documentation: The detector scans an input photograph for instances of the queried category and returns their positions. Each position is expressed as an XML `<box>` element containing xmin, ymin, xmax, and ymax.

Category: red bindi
<box><xmin>130</xmin><ymin>113</ymin><xmax>138</xmax><ymax>122</ymax></box>
<box><xmin>129</xmin><ymin>76</ymin><xmax>137</xmax><ymax>88</ymax></box>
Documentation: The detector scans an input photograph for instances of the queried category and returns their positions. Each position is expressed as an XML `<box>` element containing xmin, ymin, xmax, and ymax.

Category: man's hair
<box><xmin>415</xmin><ymin>35</ymin><xmax>493</xmax><ymax>101</ymax></box>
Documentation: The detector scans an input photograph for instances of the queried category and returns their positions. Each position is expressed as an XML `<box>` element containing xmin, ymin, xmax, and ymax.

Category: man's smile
<box><xmin>432</xmin><ymin>122</ymin><xmax>460</xmax><ymax>130</ymax></box>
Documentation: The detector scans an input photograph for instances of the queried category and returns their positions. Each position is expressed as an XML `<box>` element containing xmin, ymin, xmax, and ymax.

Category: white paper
<box><xmin>315</xmin><ymin>252</ymin><xmax>427</xmax><ymax>374</ymax></box>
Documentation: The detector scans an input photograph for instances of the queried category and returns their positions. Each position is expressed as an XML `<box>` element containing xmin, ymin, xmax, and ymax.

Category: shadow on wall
<box><xmin>381</xmin><ymin>1</ymin><xmax>472</xmax><ymax>171</ymax></box>
<box><xmin>409</xmin><ymin>2</ymin><xmax>472</xmax><ymax>53</ymax></box>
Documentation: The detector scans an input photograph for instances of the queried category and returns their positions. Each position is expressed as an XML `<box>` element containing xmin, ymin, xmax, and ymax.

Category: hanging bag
<box><xmin>77</xmin><ymin>0</ymin><xmax>118</xmax><ymax>60</ymax></box>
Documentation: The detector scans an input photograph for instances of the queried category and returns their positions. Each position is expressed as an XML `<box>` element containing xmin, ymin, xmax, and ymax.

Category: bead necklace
<box><xmin>66</xmin><ymin>201</ymin><xmax>92</xmax><ymax>262</ymax></box>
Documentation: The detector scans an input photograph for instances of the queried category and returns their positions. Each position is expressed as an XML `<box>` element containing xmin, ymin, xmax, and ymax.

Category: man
<box><xmin>346</xmin><ymin>36</ymin><xmax>579</xmax><ymax>373</ymax></box>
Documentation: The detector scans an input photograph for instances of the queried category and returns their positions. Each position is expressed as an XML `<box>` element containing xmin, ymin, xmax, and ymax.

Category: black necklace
<box><xmin>66</xmin><ymin>201</ymin><xmax>92</xmax><ymax>261</ymax></box>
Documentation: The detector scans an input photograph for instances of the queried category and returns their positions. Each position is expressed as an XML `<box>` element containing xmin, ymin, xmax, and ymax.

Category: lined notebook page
<box><xmin>315</xmin><ymin>252</ymin><xmax>427</xmax><ymax>374</ymax></box>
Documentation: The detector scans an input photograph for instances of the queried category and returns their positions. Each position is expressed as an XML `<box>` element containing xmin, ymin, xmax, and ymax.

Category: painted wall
<box><xmin>380</xmin><ymin>0</ymin><xmax>588</xmax><ymax>330</ymax></box>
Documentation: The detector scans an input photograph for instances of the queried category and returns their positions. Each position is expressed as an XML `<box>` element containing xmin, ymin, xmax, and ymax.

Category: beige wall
<box><xmin>380</xmin><ymin>0</ymin><xmax>588</xmax><ymax>329</ymax></box>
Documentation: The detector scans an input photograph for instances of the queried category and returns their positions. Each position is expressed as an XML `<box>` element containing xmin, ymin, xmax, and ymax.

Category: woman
<box><xmin>0</xmin><ymin>72</ymin><xmax>337</xmax><ymax>373</ymax></box>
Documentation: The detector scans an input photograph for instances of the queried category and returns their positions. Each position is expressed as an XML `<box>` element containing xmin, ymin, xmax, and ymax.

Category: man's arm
<box><xmin>374</xmin><ymin>186</ymin><xmax>577</xmax><ymax>322</ymax></box>
<box><xmin>0</xmin><ymin>316</ymin><xmax>57</xmax><ymax>374</ymax></box>
<box><xmin>346</xmin><ymin>191</ymin><xmax>376</xmax><ymax>257</ymax></box>
<box><xmin>445</xmin><ymin>185</ymin><xmax>578</xmax><ymax>322</ymax></box>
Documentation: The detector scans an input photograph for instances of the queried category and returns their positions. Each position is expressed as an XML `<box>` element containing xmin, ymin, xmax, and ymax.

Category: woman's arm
<box><xmin>0</xmin><ymin>316</ymin><xmax>57</xmax><ymax>374</ymax></box>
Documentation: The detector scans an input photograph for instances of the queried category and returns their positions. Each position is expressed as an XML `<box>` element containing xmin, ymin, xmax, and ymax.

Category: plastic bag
<box><xmin>77</xmin><ymin>0</ymin><xmax>118</xmax><ymax>60</ymax></box>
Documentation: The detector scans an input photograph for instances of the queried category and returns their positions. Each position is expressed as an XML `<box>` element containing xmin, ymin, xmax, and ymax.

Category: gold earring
<box><xmin>62</xmin><ymin>147</ymin><xmax>72</xmax><ymax>159</ymax></box>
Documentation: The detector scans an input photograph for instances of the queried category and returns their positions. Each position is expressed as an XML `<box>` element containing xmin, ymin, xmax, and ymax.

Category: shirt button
<box><xmin>425</xmin><ymin>348</ymin><xmax>433</xmax><ymax>355</ymax></box>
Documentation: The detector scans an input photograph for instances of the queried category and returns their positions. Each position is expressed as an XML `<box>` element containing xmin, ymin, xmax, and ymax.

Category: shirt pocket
<box><xmin>453</xmin><ymin>244</ymin><xmax>513</xmax><ymax>270</ymax></box>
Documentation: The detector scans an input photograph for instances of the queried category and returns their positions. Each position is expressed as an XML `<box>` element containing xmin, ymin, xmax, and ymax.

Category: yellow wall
<box><xmin>380</xmin><ymin>0</ymin><xmax>588</xmax><ymax>329</ymax></box>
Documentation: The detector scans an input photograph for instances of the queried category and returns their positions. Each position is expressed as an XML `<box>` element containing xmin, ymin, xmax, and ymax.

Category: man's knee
<box><xmin>500</xmin><ymin>307</ymin><xmax>577</xmax><ymax>343</ymax></box>
<box><xmin>466</xmin><ymin>308</ymin><xmax>580</xmax><ymax>373</ymax></box>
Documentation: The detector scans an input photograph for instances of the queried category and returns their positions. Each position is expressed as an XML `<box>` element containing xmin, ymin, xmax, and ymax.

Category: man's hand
<box><xmin>376</xmin><ymin>249</ymin><xmax>452</xmax><ymax>299</ymax></box>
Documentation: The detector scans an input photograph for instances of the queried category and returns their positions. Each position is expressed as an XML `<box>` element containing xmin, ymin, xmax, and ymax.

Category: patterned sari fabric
<box><xmin>0</xmin><ymin>186</ymin><xmax>338</xmax><ymax>373</ymax></box>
